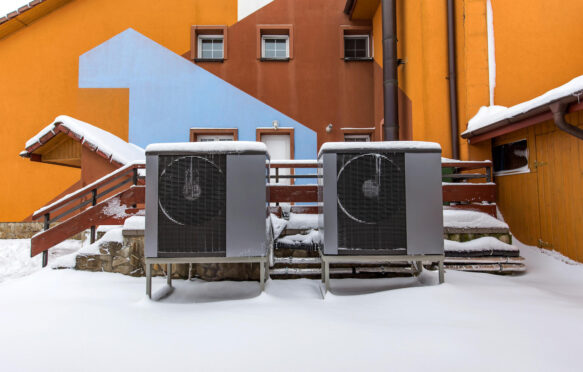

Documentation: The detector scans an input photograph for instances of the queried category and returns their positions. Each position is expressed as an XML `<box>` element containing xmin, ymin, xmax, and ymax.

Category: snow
<box><xmin>146</xmin><ymin>141</ymin><xmax>268</xmax><ymax>154</ymax></box>
<box><xmin>269</xmin><ymin>159</ymin><xmax>318</xmax><ymax>165</ymax></box>
<box><xmin>465</xmin><ymin>75</ymin><xmax>583</xmax><ymax>135</ymax></box>
<box><xmin>0</xmin><ymin>237</ymin><xmax>582</xmax><ymax>371</ymax></box>
<box><xmin>319</xmin><ymin>141</ymin><xmax>441</xmax><ymax>156</ymax></box>
<box><xmin>270</xmin><ymin>214</ymin><xmax>287</xmax><ymax>240</ymax></box>
<box><xmin>441</xmin><ymin>157</ymin><xmax>491</xmax><ymax>164</ymax></box>
<box><xmin>123</xmin><ymin>216</ymin><xmax>145</xmax><ymax>230</ymax></box>
<box><xmin>277</xmin><ymin>230</ymin><xmax>322</xmax><ymax>246</ymax></box>
<box><xmin>24</xmin><ymin>115</ymin><xmax>145</xmax><ymax>165</ymax></box>
<box><xmin>78</xmin><ymin>228</ymin><xmax>123</xmax><ymax>256</ymax></box>
<box><xmin>444</xmin><ymin>237</ymin><xmax>517</xmax><ymax>253</ymax></box>
<box><xmin>443</xmin><ymin>209</ymin><xmax>508</xmax><ymax>230</ymax></box>
<box><xmin>0</xmin><ymin>239</ymin><xmax>82</xmax><ymax>283</ymax></box>
<box><xmin>286</xmin><ymin>213</ymin><xmax>319</xmax><ymax>230</ymax></box>
<box><xmin>487</xmin><ymin>0</ymin><xmax>496</xmax><ymax>106</ymax></box>
<box><xmin>34</xmin><ymin>160</ymin><xmax>145</xmax><ymax>215</ymax></box>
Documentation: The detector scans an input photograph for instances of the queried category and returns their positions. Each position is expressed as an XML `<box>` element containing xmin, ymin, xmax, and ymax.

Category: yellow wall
<box><xmin>0</xmin><ymin>0</ymin><xmax>237</xmax><ymax>221</ymax></box>
<box><xmin>492</xmin><ymin>0</ymin><xmax>583</xmax><ymax>107</ymax></box>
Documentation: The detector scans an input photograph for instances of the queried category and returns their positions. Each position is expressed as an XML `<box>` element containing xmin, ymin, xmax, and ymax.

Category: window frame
<box><xmin>190</xmin><ymin>128</ymin><xmax>238</xmax><ymax>142</ymax></box>
<box><xmin>344</xmin><ymin>134</ymin><xmax>371</xmax><ymax>142</ymax></box>
<box><xmin>261</xmin><ymin>35</ymin><xmax>290</xmax><ymax>60</ymax></box>
<box><xmin>197</xmin><ymin>34</ymin><xmax>224</xmax><ymax>60</ymax></box>
<box><xmin>492</xmin><ymin>138</ymin><xmax>530</xmax><ymax>176</ymax></box>
<box><xmin>190</xmin><ymin>25</ymin><xmax>227</xmax><ymax>62</ymax></box>
<box><xmin>343</xmin><ymin>34</ymin><xmax>371</xmax><ymax>60</ymax></box>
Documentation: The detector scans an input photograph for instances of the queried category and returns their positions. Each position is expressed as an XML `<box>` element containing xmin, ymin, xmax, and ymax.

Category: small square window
<box><xmin>344</xmin><ymin>134</ymin><xmax>371</xmax><ymax>142</ymax></box>
<box><xmin>198</xmin><ymin>35</ymin><xmax>224</xmax><ymax>60</ymax></box>
<box><xmin>344</xmin><ymin>35</ymin><xmax>370</xmax><ymax>60</ymax></box>
<box><xmin>262</xmin><ymin>35</ymin><xmax>289</xmax><ymax>59</ymax></box>
<box><xmin>492</xmin><ymin>139</ymin><xmax>529</xmax><ymax>175</ymax></box>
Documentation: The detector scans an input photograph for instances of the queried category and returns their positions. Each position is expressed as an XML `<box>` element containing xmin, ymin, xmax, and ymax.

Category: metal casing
<box><xmin>318</xmin><ymin>142</ymin><xmax>443</xmax><ymax>256</ymax></box>
<box><xmin>145</xmin><ymin>144</ymin><xmax>269</xmax><ymax>258</ymax></box>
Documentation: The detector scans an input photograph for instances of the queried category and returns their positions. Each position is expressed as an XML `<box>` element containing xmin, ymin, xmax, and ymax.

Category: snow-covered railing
<box><xmin>32</xmin><ymin>162</ymin><xmax>146</xmax><ymax>257</ymax></box>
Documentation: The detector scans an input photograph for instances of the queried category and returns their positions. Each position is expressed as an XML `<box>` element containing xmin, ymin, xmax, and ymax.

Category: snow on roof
<box><xmin>464</xmin><ymin>75</ymin><xmax>583</xmax><ymax>136</ymax></box>
<box><xmin>319</xmin><ymin>141</ymin><xmax>441</xmax><ymax>156</ymax></box>
<box><xmin>24</xmin><ymin>115</ymin><xmax>145</xmax><ymax>165</ymax></box>
<box><xmin>146</xmin><ymin>141</ymin><xmax>268</xmax><ymax>154</ymax></box>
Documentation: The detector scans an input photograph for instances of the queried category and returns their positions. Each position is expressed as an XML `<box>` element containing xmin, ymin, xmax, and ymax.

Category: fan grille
<box><xmin>157</xmin><ymin>154</ymin><xmax>226</xmax><ymax>256</ymax></box>
<box><xmin>336</xmin><ymin>152</ymin><xmax>407</xmax><ymax>254</ymax></box>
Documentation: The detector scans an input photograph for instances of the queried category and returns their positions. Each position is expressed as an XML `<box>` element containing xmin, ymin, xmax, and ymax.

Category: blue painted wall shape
<box><xmin>78</xmin><ymin>28</ymin><xmax>317</xmax><ymax>165</ymax></box>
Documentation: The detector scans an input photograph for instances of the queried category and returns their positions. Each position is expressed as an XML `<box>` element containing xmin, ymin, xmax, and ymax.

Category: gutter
<box><xmin>550</xmin><ymin>101</ymin><xmax>583</xmax><ymax>140</ymax></box>
<box><xmin>382</xmin><ymin>0</ymin><xmax>399</xmax><ymax>140</ymax></box>
<box><xmin>447</xmin><ymin>0</ymin><xmax>460</xmax><ymax>158</ymax></box>
<box><xmin>462</xmin><ymin>98</ymin><xmax>583</xmax><ymax>144</ymax></box>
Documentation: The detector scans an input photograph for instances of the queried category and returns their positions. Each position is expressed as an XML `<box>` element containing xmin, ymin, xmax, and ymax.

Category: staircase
<box><xmin>30</xmin><ymin>162</ymin><xmax>145</xmax><ymax>266</ymax></box>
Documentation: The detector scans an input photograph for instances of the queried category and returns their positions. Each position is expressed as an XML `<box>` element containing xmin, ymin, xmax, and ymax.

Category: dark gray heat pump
<box><xmin>318</xmin><ymin>142</ymin><xmax>444</xmax><ymax>256</ymax></box>
<box><xmin>145</xmin><ymin>142</ymin><xmax>270</xmax><ymax>258</ymax></box>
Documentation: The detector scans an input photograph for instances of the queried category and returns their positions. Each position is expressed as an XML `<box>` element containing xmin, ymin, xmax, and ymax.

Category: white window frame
<box><xmin>261</xmin><ymin>35</ymin><xmax>290</xmax><ymax>59</ymax></box>
<box><xmin>344</xmin><ymin>34</ymin><xmax>371</xmax><ymax>59</ymax></box>
<box><xmin>197</xmin><ymin>34</ymin><xmax>224</xmax><ymax>59</ymax></box>
<box><xmin>344</xmin><ymin>134</ymin><xmax>371</xmax><ymax>142</ymax></box>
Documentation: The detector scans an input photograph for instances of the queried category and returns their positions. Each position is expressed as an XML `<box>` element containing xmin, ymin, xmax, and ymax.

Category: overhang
<box><xmin>344</xmin><ymin>0</ymin><xmax>379</xmax><ymax>20</ymax></box>
<box><xmin>0</xmin><ymin>0</ymin><xmax>73</xmax><ymax>40</ymax></box>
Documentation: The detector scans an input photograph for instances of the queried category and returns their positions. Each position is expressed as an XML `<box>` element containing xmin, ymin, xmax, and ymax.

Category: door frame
<box><xmin>256</xmin><ymin>127</ymin><xmax>295</xmax><ymax>160</ymax></box>
<box><xmin>257</xmin><ymin>127</ymin><xmax>295</xmax><ymax>186</ymax></box>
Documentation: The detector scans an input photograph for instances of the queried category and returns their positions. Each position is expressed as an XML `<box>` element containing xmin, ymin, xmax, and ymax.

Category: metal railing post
<box><xmin>132</xmin><ymin>167</ymin><xmax>138</xmax><ymax>208</ymax></box>
<box><xmin>42</xmin><ymin>213</ymin><xmax>50</xmax><ymax>267</ymax></box>
<box><xmin>90</xmin><ymin>189</ymin><xmax>97</xmax><ymax>244</ymax></box>
<box><xmin>486</xmin><ymin>166</ymin><xmax>492</xmax><ymax>183</ymax></box>
<box><xmin>275</xmin><ymin>167</ymin><xmax>280</xmax><ymax>206</ymax></box>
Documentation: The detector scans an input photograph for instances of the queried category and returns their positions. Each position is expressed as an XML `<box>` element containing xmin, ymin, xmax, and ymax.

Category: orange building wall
<box><xmin>0</xmin><ymin>0</ymin><xmax>237</xmax><ymax>221</ymax></box>
<box><xmin>491</xmin><ymin>0</ymin><xmax>583</xmax><ymax>107</ymax></box>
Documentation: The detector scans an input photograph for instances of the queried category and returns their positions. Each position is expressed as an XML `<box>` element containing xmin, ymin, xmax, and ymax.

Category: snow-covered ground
<box><xmin>0</xmin><ymin>239</ymin><xmax>582</xmax><ymax>371</ymax></box>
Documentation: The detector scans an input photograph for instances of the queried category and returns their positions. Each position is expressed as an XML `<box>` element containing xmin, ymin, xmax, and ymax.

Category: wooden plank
<box><xmin>290</xmin><ymin>206</ymin><xmax>318</xmax><ymax>214</ymax></box>
<box><xmin>268</xmin><ymin>185</ymin><xmax>318</xmax><ymax>203</ymax></box>
<box><xmin>441</xmin><ymin>161</ymin><xmax>492</xmax><ymax>171</ymax></box>
<box><xmin>31</xmin><ymin>186</ymin><xmax>145</xmax><ymax>257</ymax></box>
<box><xmin>442</xmin><ymin>184</ymin><xmax>496</xmax><ymax>203</ymax></box>
<box><xmin>446</xmin><ymin>203</ymin><xmax>497</xmax><ymax>218</ymax></box>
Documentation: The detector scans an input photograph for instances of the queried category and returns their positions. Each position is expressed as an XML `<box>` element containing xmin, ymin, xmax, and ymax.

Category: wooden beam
<box><xmin>442</xmin><ymin>184</ymin><xmax>496</xmax><ymax>203</ymax></box>
<box><xmin>268</xmin><ymin>185</ymin><xmax>318</xmax><ymax>203</ymax></box>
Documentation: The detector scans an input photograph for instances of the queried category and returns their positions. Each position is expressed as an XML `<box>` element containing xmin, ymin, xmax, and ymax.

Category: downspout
<box><xmin>550</xmin><ymin>102</ymin><xmax>583</xmax><ymax>140</ymax></box>
<box><xmin>382</xmin><ymin>0</ymin><xmax>399</xmax><ymax>140</ymax></box>
<box><xmin>447</xmin><ymin>0</ymin><xmax>460</xmax><ymax>159</ymax></box>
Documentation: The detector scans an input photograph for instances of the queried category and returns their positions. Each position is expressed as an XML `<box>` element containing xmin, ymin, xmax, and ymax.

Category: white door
<box><xmin>261</xmin><ymin>134</ymin><xmax>291</xmax><ymax>185</ymax></box>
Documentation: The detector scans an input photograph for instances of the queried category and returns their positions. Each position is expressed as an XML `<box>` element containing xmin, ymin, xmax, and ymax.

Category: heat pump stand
<box><xmin>145</xmin><ymin>256</ymin><xmax>269</xmax><ymax>299</ymax></box>
<box><xmin>319</xmin><ymin>251</ymin><xmax>445</xmax><ymax>297</ymax></box>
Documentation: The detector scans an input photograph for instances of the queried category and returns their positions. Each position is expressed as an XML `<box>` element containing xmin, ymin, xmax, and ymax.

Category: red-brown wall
<box><xmin>193</xmin><ymin>0</ymin><xmax>376</xmax><ymax>148</ymax></box>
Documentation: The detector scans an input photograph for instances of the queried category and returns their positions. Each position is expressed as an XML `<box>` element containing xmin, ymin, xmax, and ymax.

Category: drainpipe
<box><xmin>550</xmin><ymin>101</ymin><xmax>583</xmax><ymax>140</ymax></box>
<box><xmin>447</xmin><ymin>0</ymin><xmax>460</xmax><ymax>159</ymax></box>
<box><xmin>382</xmin><ymin>0</ymin><xmax>399</xmax><ymax>141</ymax></box>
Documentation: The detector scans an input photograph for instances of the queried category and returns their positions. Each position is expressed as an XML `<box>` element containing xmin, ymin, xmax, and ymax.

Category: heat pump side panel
<box><xmin>405</xmin><ymin>152</ymin><xmax>444</xmax><ymax>255</ymax></box>
<box><xmin>321</xmin><ymin>153</ymin><xmax>338</xmax><ymax>255</ymax></box>
<box><xmin>226</xmin><ymin>155</ymin><xmax>267</xmax><ymax>257</ymax></box>
<box><xmin>145</xmin><ymin>155</ymin><xmax>159</xmax><ymax>258</ymax></box>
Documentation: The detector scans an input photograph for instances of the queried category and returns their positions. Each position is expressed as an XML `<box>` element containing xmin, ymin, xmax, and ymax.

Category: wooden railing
<box><xmin>267</xmin><ymin>159</ymin><xmax>496</xmax><ymax>217</ymax></box>
<box><xmin>32</xmin><ymin>162</ymin><xmax>145</xmax><ymax>265</ymax></box>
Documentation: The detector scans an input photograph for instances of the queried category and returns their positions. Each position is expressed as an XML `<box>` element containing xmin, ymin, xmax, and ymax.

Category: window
<box><xmin>344</xmin><ymin>134</ymin><xmax>371</xmax><ymax>142</ymax></box>
<box><xmin>190</xmin><ymin>128</ymin><xmax>238</xmax><ymax>142</ymax></box>
<box><xmin>344</xmin><ymin>35</ymin><xmax>370</xmax><ymax>59</ymax></box>
<box><xmin>191</xmin><ymin>25</ymin><xmax>227</xmax><ymax>61</ymax></box>
<box><xmin>262</xmin><ymin>35</ymin><xmax>289</xmax><ymax>59</ymax></box>
<box><xmin>198</xmin><ymin>35</ymin><xmax>224</xmax><ymax>60</ymax></box>
<box><xmin>492</xmin><ymin>139</ymin><xmax>529</xmax><ymax>175</ymax></box>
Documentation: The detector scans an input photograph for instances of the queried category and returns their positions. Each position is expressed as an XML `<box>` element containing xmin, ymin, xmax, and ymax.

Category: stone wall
<box><xmin>75</xmin><ymin>229</ymin><xmax>260</xmax><ymax>281</ymax></box>
<box><xmin>0</xmin><ymin>222</ymin><xmax>45</xmax><ymax>239</ymax></box>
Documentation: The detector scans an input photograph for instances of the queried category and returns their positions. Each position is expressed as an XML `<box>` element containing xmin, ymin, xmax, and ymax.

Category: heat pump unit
<box><xmin>318</xmin><ymin>142</ymin><xmax>443</xmax><ymax>257</ymax></box>
<box><xmin>145</xmin><ymin>142</ymin><xmax>270</xmax><ymax>259</ymax></box>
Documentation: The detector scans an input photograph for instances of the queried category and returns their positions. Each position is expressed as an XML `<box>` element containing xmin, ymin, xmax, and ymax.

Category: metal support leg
<box><xmin>438</xmin><ymin>260</ymin><xmax>445</xmax><ymax>284</ymax></box>
<box><xmin>167</xmin><ymin>264</ymin><xmax>172</xmax><ymax>287</ymax></box>
<box><xmin>321</xmin><ymin>259</ymin><xmax>325</xmax><ymax>283</ymax></box>
<box><xmin>146</xmin><ymin>263</ymin><xmax>152</xmax><ymax>298</ymax></box>
<box><xmin>42</xmin><ymin>251</ymin><xmax>48</xmax><ymax>267</ymax></box>
<box><xmin>416</xmin><ymin>261</ymin><xmax>423</xmax><ymax>275</ymax></box>
<box><xmin>325</xmin><ymin>261</ymin><xmax>330</xmax><ymax>293</ymax></box>
<box><xmin>259</xmin><ymin>261</ymin><xmax>265</xmax><ymax>292</ymax></box>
